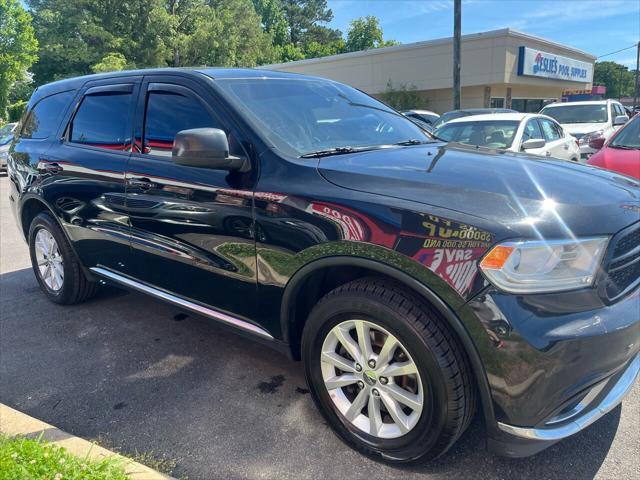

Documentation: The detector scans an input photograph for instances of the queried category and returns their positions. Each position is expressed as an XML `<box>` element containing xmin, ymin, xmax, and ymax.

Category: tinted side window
<box><xmin>523</xmin><ymin>119</ymin><xmax>544</xmax><ymax>141</ymax></box>
<box><xmin>21</xmin><ymin>90</ymin><xmax>75</xmax><ymax>139</ymax></box>
<box><xmin>143</xmin><ymin>91</ymin><xmax>219</xmax><ymax>157</ymax></box>
<box><xmin>539</xmin><ymin>118</ymin><xmax>561</xmax><ymax>141</ymax></box>
<box><xmin>70</xmin><ymin>92</ymin><xmax>133</xmax><ymax>150</ymax></box>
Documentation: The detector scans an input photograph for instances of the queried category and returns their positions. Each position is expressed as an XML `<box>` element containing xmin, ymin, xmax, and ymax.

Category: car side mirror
<box><xmin>613</xmin><ymin>115</ymin><xmax>628</xmax><ymax>126</ymax></box>
<box><xmin>172</xmin><ymin>128</ymin><xmax>249</xmax><ymax>172</ymax></box>
<box><xmin>521</xmin><ymin>138</ymin><xmax>546</xmax><ymax>150</ymax></box>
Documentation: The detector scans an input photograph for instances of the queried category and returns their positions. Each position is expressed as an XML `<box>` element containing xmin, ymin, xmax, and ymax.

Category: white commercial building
<box><xmin>265</xmin><ymin>28</ymin><xmax>596</xmax><ymax>114</ymax></box>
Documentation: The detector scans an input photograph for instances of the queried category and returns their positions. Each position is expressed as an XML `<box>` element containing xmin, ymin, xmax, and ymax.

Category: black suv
<box><xmin>7</xmin><ymin>68</ymin><xmax>640</xmax><ymax>464</ymax></box>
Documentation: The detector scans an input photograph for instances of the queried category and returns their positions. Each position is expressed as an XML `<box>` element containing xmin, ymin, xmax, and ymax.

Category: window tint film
<box><xmin>70</xmin><ymin>92</ymin><xmax>133</xmax><ymax>150</ymax></box>
<box><xmin>610</xmin><ymin>116</ymin><xmax>640</xmax><ymax>148</ymax></box>
<box><xmin>143</xmin><ymin>91</ymin><xmax>219</xmax><ymax>157</ymax></box>
<box><xmin>216</xmin><ymin>78</ymin><xmax>429</xmax><ymax>157</ymax></box>
<box><xmin>21</xmin><ymin>90</ymin><xmax>75</xmax><ymax>139</ymax></box>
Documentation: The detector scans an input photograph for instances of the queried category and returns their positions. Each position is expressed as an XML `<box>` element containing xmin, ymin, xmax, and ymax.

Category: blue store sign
<box><xmin>517</xmin><ymin>46</ymin><xmax>593</xmax><ymax>83</ymax></box>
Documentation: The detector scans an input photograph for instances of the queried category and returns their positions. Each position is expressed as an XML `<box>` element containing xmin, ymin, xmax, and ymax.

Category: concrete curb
<box><xmin>0</xmin><ymin>404</ymin><xmax>175</xmax><ymax>480</ymax></box>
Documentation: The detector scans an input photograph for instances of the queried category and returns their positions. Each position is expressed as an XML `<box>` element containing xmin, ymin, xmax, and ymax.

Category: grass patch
<box><xmin>0</xmin><ymin>434</ymin><xmax>129</xmax><ymax>480</ymax></box>
<box><xmin>90</xmin><ymin>435</ymin><xmax>181</xmax><ymax>478</ymax></box>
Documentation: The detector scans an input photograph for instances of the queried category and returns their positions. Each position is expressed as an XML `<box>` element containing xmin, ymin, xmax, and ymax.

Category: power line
<box><xmin>597</xmin><ymin>44</ymin><xmax>637</xmax><ymax>59</ymax></box>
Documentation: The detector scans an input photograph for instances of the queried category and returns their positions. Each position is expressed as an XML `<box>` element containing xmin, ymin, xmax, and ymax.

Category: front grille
<box><xmin>605</xmin><ymin>222</ymin><xmax>640</xmax><ymax>301</ymax></box>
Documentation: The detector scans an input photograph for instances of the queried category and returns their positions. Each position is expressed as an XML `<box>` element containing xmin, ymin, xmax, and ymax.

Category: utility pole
<box><xmin>453</xmin><ymin>0</ymin><xmax>461</xmax><ymax>110</ymax></box>
<box><xmin>633</xmin><ymin>41</ymin><xmax>639</xmax><ymax>111</ymax></box>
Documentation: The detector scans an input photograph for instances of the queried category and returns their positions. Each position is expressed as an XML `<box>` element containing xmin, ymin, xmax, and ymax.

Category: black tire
<box><xmin>28</xmin><ymin>212</ymin><xmax>96</xmax><ymax>305</ymax></box>
<box><xmin>302</xmin><ymin>277</ymin><xmax>475</xmax><ymax>464</ymax></box>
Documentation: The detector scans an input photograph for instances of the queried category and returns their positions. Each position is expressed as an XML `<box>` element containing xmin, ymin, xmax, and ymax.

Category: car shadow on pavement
<box><xmin>0</xmin><ymin>267</ymin><xmax>626</xmax><ymax>480</ymax></box>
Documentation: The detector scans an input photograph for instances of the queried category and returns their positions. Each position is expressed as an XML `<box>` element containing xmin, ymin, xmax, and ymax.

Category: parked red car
<box><xmin>588</xmin><ymin>114</ymin><xmax>640</xmax><ymax>179</ymax></box>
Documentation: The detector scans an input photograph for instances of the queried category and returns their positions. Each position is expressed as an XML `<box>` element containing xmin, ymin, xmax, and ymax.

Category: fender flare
<box><xmin>280</xmin><ymin>255</ymin><xmax>498</xmax><ymax>434</ymax></box>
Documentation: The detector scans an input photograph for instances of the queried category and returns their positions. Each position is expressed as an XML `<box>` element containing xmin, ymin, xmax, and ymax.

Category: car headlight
<box><xmin>479</xmin><ymin>237</ymin><xmax>609</xmax><ymax>293</ymax></box>
<box><xmin>579</xmin><ymin>130</ymin><xmax>604</xmax><ymax>145</ymax></box>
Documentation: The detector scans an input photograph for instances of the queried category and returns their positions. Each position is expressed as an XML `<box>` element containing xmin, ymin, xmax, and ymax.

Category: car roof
<box><xmin>403</xmin><ymin>110</ymin><xmax>439</xmax><ymax>116</ymax></box>
<box><xmin>30</xmin><ymin>67</ymin><xmax>320</xmax><ymax>102</ymax></box>
<box><xmin>543</xmin><ymin>100</ymin><xmax>617</xmax><ymax>108</ymax></box>
<box><xmin>445</xmin><ymin>108</ymin><xmax>516</xmax><ymax>114</ymax></box>
<box><xmin>443</xmin><ymin>113</ymin><xmax>534</xmax><ymax>124</ymax></box>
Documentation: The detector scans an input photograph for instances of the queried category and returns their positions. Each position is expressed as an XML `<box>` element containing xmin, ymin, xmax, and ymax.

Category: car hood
<box><xmin>561</xmin><ymin>123</ymin><xmax>607</xmax><ymax>136</ymax></box>
<box><xmin>318</xmin><ymin>143</ymin><xmax>640</xmax><ymax>238</ymax></box>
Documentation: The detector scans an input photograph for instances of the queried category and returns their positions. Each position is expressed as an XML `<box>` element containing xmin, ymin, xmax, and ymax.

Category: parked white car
<box><xmin>433</xmin><ymin>113</ymin><xmax>581</xmax><ymax>161</ymax></box>
<box><xmin>402</xmin><ymin>109</ymin><xmax>440</xmax><ymax>126</ymax></box>
<box><xmin>0</xmin><ymin>122</ymin><xmax>18</xmax><ymax>172</ymax></box>
<box><xmin>539</xmin><ymin>100</ymin><xmax>628</xmax><ymax>161</ymax></box>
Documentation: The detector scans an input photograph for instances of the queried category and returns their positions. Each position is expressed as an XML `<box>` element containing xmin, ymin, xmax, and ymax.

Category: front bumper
<box><xmin>461</xmin><ymin>283</ymin><xmax>639</xmax><ymax>457</ymax></box>
<box><xmin>578</xmin><ymin>144</ymin><xmax>595</xmax><ymax>161</ymax></box>
<box><xmin>490</xmin><ymin>354</ymin><xmax>638</xmax><ymax>457</ymax></box>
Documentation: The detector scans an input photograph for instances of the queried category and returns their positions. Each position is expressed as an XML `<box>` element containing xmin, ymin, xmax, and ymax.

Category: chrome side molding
<box><xmin>90</xmin><ymin>267</ymin><xmax>274</xmax><ymax>341</ymax></box>
<box><xmin>498</xmin><ymin>354</ymin><xmax>639</xmax><ymax>441</ymax></box>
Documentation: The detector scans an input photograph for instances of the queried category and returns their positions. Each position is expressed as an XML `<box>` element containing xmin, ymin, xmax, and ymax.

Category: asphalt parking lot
<box><xmin>0</xmin><ymin>175</ymin><xmax>638</xmax><ymax>480</ymax></box>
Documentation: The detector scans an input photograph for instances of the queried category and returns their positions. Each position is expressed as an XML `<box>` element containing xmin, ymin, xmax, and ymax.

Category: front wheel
<box><xmin>302</xmin><ymin>278</ymin><xmax>475</xmax><ymax>464</ymax></box>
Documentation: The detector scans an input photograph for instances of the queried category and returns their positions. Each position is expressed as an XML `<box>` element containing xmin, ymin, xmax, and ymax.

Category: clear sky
<box><xmin>327</xmin><ymin>0</ymin><xmax>640</xmax><ymax>67</ymax></box>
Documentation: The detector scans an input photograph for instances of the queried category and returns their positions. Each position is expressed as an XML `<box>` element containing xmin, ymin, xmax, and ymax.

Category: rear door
<box><xmin>42</xmin><ymin>77</ymin><xmax>141</xmax><ymax>271</ymax></box>
<box><xmin>124</xmin><ymin>74</ymin><xmax>259</xmax><ymax>320</ymax></box>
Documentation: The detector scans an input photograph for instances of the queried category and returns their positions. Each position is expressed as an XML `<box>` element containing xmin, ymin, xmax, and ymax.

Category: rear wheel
<box><xmin>28</xmin><ymin>212</ymin><xmax>96</xmax><ymax>304</ymax></box>
<box><xmin>302</xmin><ymin>277</ymin><xmax>474</xmax><ymax>464</ymax></box>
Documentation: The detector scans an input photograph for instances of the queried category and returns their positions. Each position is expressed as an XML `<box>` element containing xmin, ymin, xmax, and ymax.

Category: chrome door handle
<box><xmin>127</xmin><ymin>177</ymin><xmax>156</xmax><ymax>190</ymax></box>
<box><xmin>545</xmin><ymin>151</ymin><xmax>551</xmax><ymax>157</ymax></box>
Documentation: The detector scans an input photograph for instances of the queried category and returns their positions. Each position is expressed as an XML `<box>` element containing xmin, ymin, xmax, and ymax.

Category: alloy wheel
<box><xmin>34</xmin><ymin>228</ymin><xmax>64</xmax><ymax>291</ymax></box>
<box><xmin>320</xmin><ymin>319</ymin><xmax>424</xmax><ymax>439</ymax></box>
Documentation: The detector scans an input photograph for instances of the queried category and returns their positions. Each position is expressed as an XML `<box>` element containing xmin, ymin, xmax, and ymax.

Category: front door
<box><xmin>124</xmin><ymin>75</ymin><xmax>258</xmax><ymax>320</ymax></box>
<box><xmin>538</xmin><ymin>117</ymin><xmax>568</xmax><ymax>160</ymax></box>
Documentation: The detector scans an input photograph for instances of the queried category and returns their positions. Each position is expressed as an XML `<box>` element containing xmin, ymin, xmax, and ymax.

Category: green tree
<box><xmin>91</xmin><ymin>52</ymin><xmax>128</xmax><ymax>73</ymax></box>
<box><xmin>0</xmin><ymin>0</ymin><xmax>38</xmax><ymax>119</ymax></box>
<box><xmin>379</xmin><ymin>80</ymin><xmax>426</xmax><ymax>111</ymax></box>
<box><xmin>302</xmin><ymin>39</ymin><xmax>344</xmax><ymax>58</ymax></box>
<box><xmin>594</xmin><ymin>61</ymin><xmax>635</xmax><ymax>99</ymax></box>
<box><xmin>252</xmin><ymin>0</ymin><xmax>289</xmax><ymax>47</ymax></box>
<box><xmin>28</xmin><ymin>0</ymin><xmax>274</xmax><ymax>84</ymax></box>
<box><xmin>281</xmin><ymin>0</ymin><xmax>340</xmax><ymax>47</ymax></box>
<box><xmin>345</xmin><ymin>16</ymin><xmax>397</xmax><ymax>52</ymax></box>
<box><xmin>177</xmin><ymin>0</ymin><xmax>276</xmax><ymax>67</ymax></box>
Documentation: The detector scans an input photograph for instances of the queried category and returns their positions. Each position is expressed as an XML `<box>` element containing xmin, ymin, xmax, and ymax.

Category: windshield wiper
<box><xmin>394</xmin><ymin>139</ymin><xmax>429</xmax><ymax>146</ymax></box>
<box><xmin>300</xmin><ymin>146</ymin><xmax>374</xmax><ymax>158</ymax></box>
<box><xmin>609</xmin><ymin>144</ymin><xmax>638</xmax><ymax>150</ymax></box>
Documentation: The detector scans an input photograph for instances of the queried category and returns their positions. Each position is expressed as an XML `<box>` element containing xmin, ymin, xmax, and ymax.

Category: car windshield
<box><xmin>432</xmin><ymin>112</ymin><xmax>465</xmax><ymax>129</ymax></box>
<box><xmin>0</xmin><ymin>124</ymin><xmax>15</xmax><ymax>145</ymax></box>
<box><xmin>434</xmin><ymin>120</ymin><xmax>520</xmax><ymax>149</ymax></box>
<box><xmin>215</xmin><ymin>78</ymin><xmax>430</xmax><ymax>157</ymax></box>
<box><xmin>540</xmin><ymin>104</ymin><xmax>608</xmax><ymax>124</ymax></box>
<box><xmin>610</xmin><ymin>116</ymin><xmax>640</xmax><ymax>149</ymax></box>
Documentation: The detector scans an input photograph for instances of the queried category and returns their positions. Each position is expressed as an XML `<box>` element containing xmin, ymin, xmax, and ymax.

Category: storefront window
<box><xmin>511</xmin><ymin>99</ymin><xmax>546</xmax><ymax>113</ymax></box>
<box><xmin>490</xmin><ymin>98</ymin><xmax>505</xmax><ymax>108</ymax></box>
